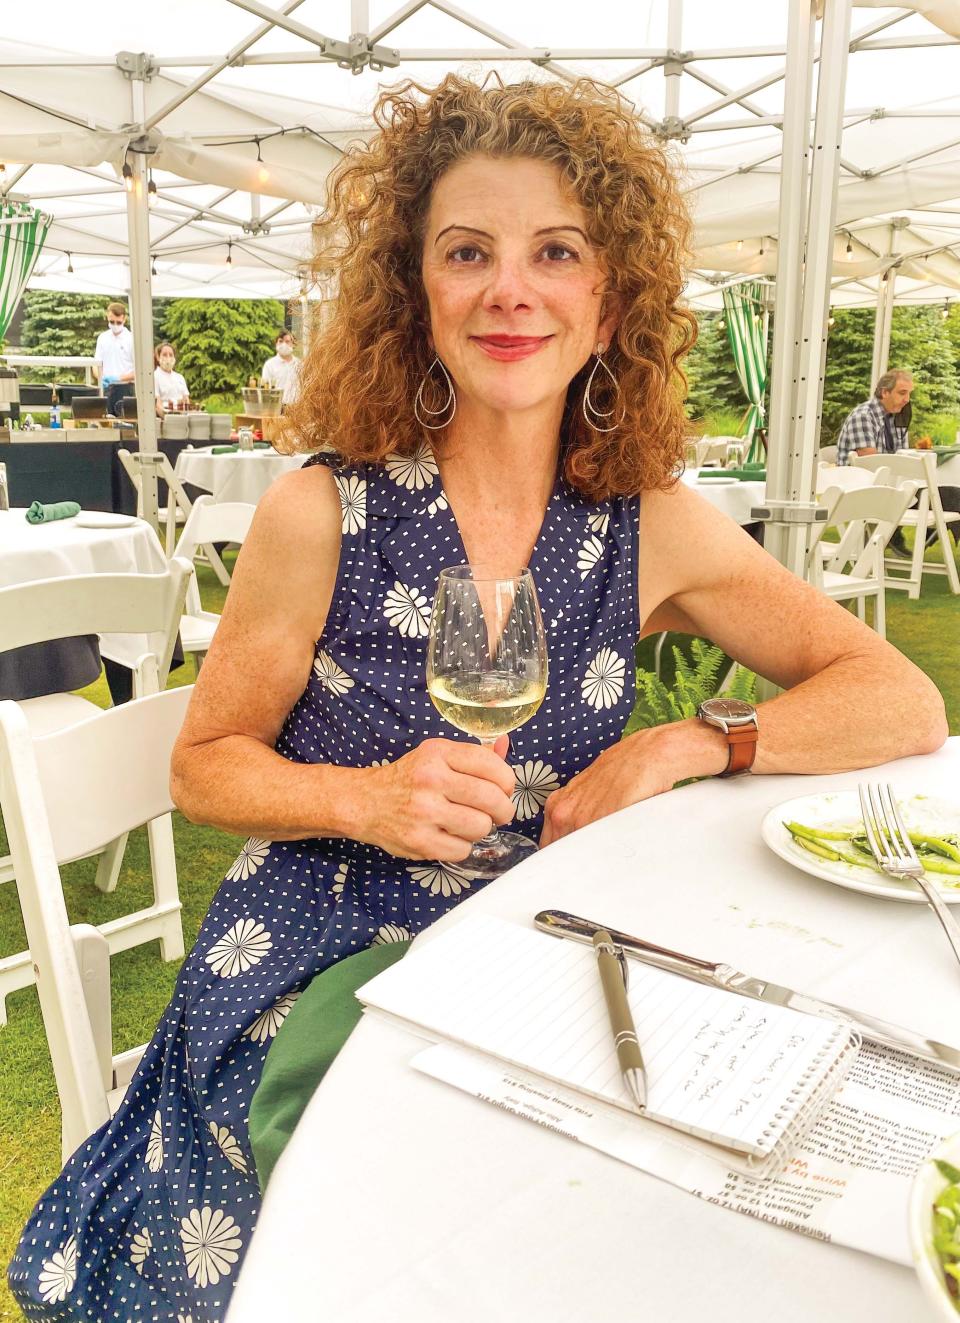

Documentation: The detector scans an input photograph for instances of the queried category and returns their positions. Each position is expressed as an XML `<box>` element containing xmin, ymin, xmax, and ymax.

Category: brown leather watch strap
<box><xmin>719</xmin><ymin>722</ymin><xmax>759</xmax><ymax>778</ymax></box>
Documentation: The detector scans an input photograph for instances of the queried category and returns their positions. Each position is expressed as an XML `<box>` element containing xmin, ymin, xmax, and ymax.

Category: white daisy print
<box><xmin>582</xmin><ymin>647</ymin><xmax>626</xmax><ymax>710</ymax></box>
<box><xmin>372</xmin><ymin>922</ymin><xmax>411</xmax><ymax>945</ymax></box>
<box><xmin>407</xmin><ymin>862</ymin><xmax>473</xmax><ymax>898</ymax></box>
<box><xmin>587</xmin><ymin>511</ymin><xmax>609</xmax><ymax>536</ymax></box>
<box><xmin>426</xmin><ymin>492</ymin><xmax>448</xmax><ymax>515</ymax></box>
<box><xmin>38</xmin><ymin>1235</ymin><xmax>77</xmax><ymax>1304</ymax></box>
<box><xmin>383</xmin><ymin>581</ymin><xmax>431</xmax><ymax>638</ymax></box>
<box><xmin>512</xmin><ymin>759</ymin><xmax>560</xmax><ymax>820</ymax></box>
<box><xmin>313</xmin><ymin>650</ymin><xmax>355</xmax><ymax>696</ymax></box>
<box><xmin>243</xmin><ymin>991</ymin><xmax>301</xmax><ymax>1044</ymax></box>
<box><xmin>208</xmin><ymin>1122</ymin><xmax>249</xmax><ymax>1175</ymax></box>
<box><xmin>180</xmin><ymin>1208</ymin><xmax>242</xmax><ymax>1289</ymax></box>
<box><xmin>146</xmin><ymin>1109</ymin><xmax>164</xmax><ymax>1173</ymax></box>
<box><xmin>577</xmin><ymin>534</ymin><xmax>605</xmax><ymax>580</ymax></box>
<box><xmin>204</xmin><ymin>917</ymin><xmax>273</xmax><ymax>979</ymax></box>
<box><xmin>335</xmin><ymin>472</ymin><xmax>367</xmax><ymax>534</ymax></box>
<box><xmin>130</xmin><ymin>1226</ymin><xmax>152</xmax><ymax>1276</ymax></box>
<box><xmin>225</xmin><ymin>837</ymin><xmax>271</xmax><ymax>883</ymax></box>
<box><xmin>178</xmin><ymin>1315</ymin><xmax>194</xmax><ymax>1323</ymax></box>
<box><xmin>386</xmin><ymin>442</ymin><xmax>438</xmax><ymax>492</ymax></box>
<box><xmin>331</xmin><ymin>862</ymin><xmax>349</xmax><ymax>896</ymax></box>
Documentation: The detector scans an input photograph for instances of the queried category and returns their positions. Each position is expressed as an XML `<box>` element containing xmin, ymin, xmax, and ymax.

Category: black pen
<box><xmin>593</xmin><ymin>928</ymin><xmax>647</xmax><ymax>1111</ymax></box>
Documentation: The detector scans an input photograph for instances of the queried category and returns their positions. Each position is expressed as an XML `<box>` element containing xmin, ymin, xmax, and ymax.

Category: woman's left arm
<box><xmin>540</xmin><ymin>481</ymin><xmax>948</xmax><ymax>845</ymax></box>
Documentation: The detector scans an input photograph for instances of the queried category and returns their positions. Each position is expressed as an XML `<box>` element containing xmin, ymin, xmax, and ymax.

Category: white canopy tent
<box><xmin>0</xmin><ymin>1</ymin><xmax>957</xmax><ymax>547</ymax></box>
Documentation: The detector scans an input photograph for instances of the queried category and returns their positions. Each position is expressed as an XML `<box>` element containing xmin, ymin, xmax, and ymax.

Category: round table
<box><xmin>0</xmin><ymin>508</ymin><xmax>166</xmax><ymax>699</ymax></box>
<box><xmin>228</xmin><ymin>739</ymin><xmax>960</xmax><ymax>1323</ymax></box>
<box><xmin>680</xmin><ymin>469</ymin><xmax>766</xmax><ymax>525</ymax></box>
<box><xmin>174</xmin><ymin>446</ymin><xmax>305</xmax><ymax>505</ymax></box>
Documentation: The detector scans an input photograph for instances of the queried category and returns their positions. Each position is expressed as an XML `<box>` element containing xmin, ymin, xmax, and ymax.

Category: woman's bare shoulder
<box><xmin>248</xmin><ymin>459</ymin><xmax>342</xmax><ymax>553</ymax></box>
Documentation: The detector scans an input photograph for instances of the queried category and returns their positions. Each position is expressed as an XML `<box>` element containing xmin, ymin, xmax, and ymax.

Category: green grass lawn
<box><xmin>0</xmin><ymin>554</ymin><xmax>958</xmax><ymax>1319</ymax></box>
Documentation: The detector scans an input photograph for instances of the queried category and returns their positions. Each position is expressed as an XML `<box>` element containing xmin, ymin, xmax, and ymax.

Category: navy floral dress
<box><xmin>9</xmin><ymin>443</ymin><xmax>640</xmax><ymax>1321</ymax></box>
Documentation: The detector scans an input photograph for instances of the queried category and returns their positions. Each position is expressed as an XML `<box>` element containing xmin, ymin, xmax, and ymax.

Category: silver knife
<box><xmin>534</xmin><ymin>908</ymin><xmax>960</xmax><ymax>1073</ymax></box>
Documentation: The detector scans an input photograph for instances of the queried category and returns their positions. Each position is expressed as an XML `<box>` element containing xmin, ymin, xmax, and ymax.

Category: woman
<box><xmin>9</xmin><ymin>76</ymin><xmax>946</xmax><ymax>1320</ymax></box>
<box><xmin>153</xmin><ymin>342</ymin><xmax>189</xmax><ymax>413</ymax></box>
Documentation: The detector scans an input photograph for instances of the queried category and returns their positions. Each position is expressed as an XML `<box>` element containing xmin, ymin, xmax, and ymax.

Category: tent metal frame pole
<box><xmin>767</xmin><ymin>0</ymin><xmax>854</xmax><ymax>583</ymax></box>
<box><xmin>665</xmin><ymin>0</ymin><xmax>683</xmax><ymax>123</ymax></box>
<box><xmin>762</xmin><ymin>0</ymin><xmax>816</xmax><ymax>579</ymax></box>
<box><xmin>871</xmin><ymin>270</ymin><xmax>896</xmax><ymax>385</ymax></box>
<box><xmin>126</xmin><ymin>76</ymin><xmax>160</xmax><ymax>529</ymax></box>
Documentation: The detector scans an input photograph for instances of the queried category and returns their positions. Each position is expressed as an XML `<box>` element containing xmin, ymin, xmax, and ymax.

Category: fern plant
<box><xmin>625</xmin><ymin>638</ymin><xmax>757</xmax><ymax>734</ymax></box>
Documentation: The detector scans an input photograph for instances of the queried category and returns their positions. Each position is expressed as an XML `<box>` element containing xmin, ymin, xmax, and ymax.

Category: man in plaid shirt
<box><xmin>837</xmin><ymin>369</ymin><xmax>913</xmax><ymax>465</ymax></box>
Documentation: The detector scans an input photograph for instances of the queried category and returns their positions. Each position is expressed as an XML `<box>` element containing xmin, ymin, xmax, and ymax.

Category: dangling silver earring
<box><xmin>582</xmin><ymin>342</ymin><xmax>624</xmax><ymax>433</ymax></box>
<box><xmin>414</xmin><ymin>356</ymin><xmax>456</xmax><ymax>430</ymax></box>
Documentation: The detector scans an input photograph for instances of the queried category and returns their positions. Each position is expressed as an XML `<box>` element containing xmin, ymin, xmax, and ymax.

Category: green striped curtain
<box><xmin>722</xmin><ymin>281</ymin><xmax>769</xmax><ymax>464</ymax></box>
<box><xmin>0</xmin><ymin>202</ymin><xmax>52</xmax><ymax>340</ymax></box>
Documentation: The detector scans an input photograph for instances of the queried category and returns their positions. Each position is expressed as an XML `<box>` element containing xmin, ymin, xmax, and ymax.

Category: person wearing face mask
<box><xmin>261</xmin><ymin>329</ymin><xmax>301</xmax><ymax>406</ymax></box>
<box><xmin>93</xmin><ymin>301</ymin><xmax>135</xmax><ymax>415</ymax></box>
<box><xmin>153</xmin><ymin>342</ymin><xmax>190</xmax><ymax>414</ymax></box>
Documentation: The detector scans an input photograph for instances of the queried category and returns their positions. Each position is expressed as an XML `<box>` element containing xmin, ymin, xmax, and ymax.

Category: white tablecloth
<box><xmin>174</xmin><ymin>447</ymin><xmax>304</xmax><ymax>505</ymax></box>
<box><xmin>936</xmin><ymin>454</ymin><xmax>960</xmax><ymax>487</ymax></box>
<box><xmin>0</xmin><ymin>508</ymin><xmax>165</xmax><ymax>587</ymax></box>
<box><xmin>229</xmin><ymin>739</ymin><xmax>960</xmax><ymax>1323</ymax></box>
<box><xmin>680</xmin><ymin>469</ymin><xmax>766</xmax><ymax>525</ymax></box>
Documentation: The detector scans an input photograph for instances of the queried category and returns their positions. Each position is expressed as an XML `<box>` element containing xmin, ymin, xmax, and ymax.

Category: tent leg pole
<box><xmin>125</xmin><ymin>75</ymin><xmax>160</xmax><ymax>532</ymax></box>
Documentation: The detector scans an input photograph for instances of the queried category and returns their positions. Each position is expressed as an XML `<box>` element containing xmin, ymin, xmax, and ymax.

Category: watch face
<box><xmin>702</xmin><ymin>698</ymin><xmax>756</xmax><ymax>724</ymax></box>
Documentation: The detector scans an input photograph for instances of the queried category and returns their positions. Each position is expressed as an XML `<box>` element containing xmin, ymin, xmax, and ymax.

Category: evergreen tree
<box><xmin>162</xmin><ymin>298</ymin><xmax>287</xmax><ymax>403</ymax></box>
<box><xmin>821</xmin><ymin>308</ymin><xmax>874</xmax><ymax>442</ymax></box>
<box><xmin>889</xmin><ymin>306</ymin><xmax>959</xmax><ymax>420</ymax></box>
<box><xmin>17</xmin><ymin>290</ymin><xmax>122</xmax><ymax>383</ymax></box>
<box><xmin>683</xmin><ymin>312</ymin><xmax>745</xmax><ymax>421</ymax></box>
<box><xmin>944</xmin><ymin>304</ymin><xmax>960</xmax><ymax>378</ymax></box>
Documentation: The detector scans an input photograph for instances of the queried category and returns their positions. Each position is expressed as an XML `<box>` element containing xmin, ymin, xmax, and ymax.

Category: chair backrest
<box><xmin>816</xmin><ymin>482</ymin><xmax>918</xmax><ymax>578</ymax></box>
<box><xmin>116</xmin><ymin>396</ymin><xmax>139</xmax><ymax>419</ymax></box>
<box><xmin>0</xmin><ymin>561</ymin><xmax>192</xmax><ymax>689</ymax></box>
<box><xmin>174</xmin><ymin>495</ymin><xmax>256</xmax><ymax>615</ymax></box>
<box><xmin>0</xmin><ymin>686</ymin><xmax>193</xmax><ymax>1145</ymax></box>
<box><xmin>851</xmin><ymin>449</ymin><xmax>946</xmax><ymax>518</ymax></box>
<box><xmin>818</xmin><ymin>444</ymin><xmax>839</xmax><ymax>464</ymax></box>
<box><xmin>70</xmin><ymin>395</ymin><xmax>109</xmax><ymax>420</ymax></box>
<box><xmin>815</xmin><ymin>463</ymin><xmax>881</xmax><ymax>494</ymax></box>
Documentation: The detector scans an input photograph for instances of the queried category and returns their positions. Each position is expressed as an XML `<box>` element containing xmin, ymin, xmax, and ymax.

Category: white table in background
<box><xmin>229</xmin><ymin>740</ymin><xmax>960</xmax><ymax>1323</ymax></box>
<box><xmin>174</xmin><ymin>446</ymin><xmax>304</xmax><ymax>505</ymax></box>
<box><xmin>680</xmin><ymin>468</ymin><xmax>766</xmax><ymax>525</ymax></box>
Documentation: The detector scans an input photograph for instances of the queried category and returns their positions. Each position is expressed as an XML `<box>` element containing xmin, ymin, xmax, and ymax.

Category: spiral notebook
<box><xmin>356</xmin><ymin>914</ymin><xmax>858</xmax><ymax>1174</ymax></box>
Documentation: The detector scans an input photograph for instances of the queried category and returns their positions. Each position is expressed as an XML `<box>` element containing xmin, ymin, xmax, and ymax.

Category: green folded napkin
<box><xmin>698</xmin><ymin>468</ymin><xmax>766</xmax><ymax>482</ymax></box>
<box><xmin>933</xmin><ymin>446</ymin><xmax>960</xmax><ymax>463</ymax></box>
<box><xmin>248</xmin><ymin>939</ymin><xmax>410</xmax><ymax>1192</ymax></box>
<box><xmin>24</xmin><ymin>500</ymin><xmax>81</xmax><ymax>524</ymax></box>
<box><xmin>211</xmin><ymin>442</ymin><xmax>273</xmax><ymax>454</ymax></box>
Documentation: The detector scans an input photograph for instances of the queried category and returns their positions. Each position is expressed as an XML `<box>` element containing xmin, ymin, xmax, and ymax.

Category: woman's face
<box><xmin>421</xmin><ymin>156</ymin><xmax>618</xmax><ymax>419</ymax></box>
<box><xmin>158</xmin><ymin>349</ymin><xmax>176</xmax><ymax>371</ymax></box>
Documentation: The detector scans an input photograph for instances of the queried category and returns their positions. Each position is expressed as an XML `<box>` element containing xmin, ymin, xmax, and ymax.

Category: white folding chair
<box><xmin>808</xmin><ymin>483</ymin><xmax>918</xmax><ymax>638</ymax></box>
<box><xmin>172</xmin><ymin>496</ymin><xmax>256</xmax><ymax>668</ymax></box>
<box><xmin>851</xmin><ymin>451</ymin><xmax>960</xmax><ymax>598</ymax></box>
<box><xmin>0</xmin><ymin>685</ymin><xmax>192</xmax><ymax>1159</ymax></box>
<box><xmin>0</xmin><ymin>563</ymin><xmax>191</xmax><ymax>1020</ymax></box>
<box><xmin>818</xmin><ymin>444</ymin><xmax>839</xmax><ymax>465</ymax></box>
<box><xmin>118</xmin><ymin>447</ymin><xmax>231</xmax><ymax>586</ymax></box>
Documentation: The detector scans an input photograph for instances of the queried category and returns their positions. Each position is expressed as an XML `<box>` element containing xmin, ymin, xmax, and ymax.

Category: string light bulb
<box><xmin>148</xmin><ymin>176</ymin><xmax>157</xmax><ymax>206</ymax></box>
<box><xmin>0</xmin><ymin>163</ymin><xmax>6</xmax><ymax>183</ymax></box>
<box><xmin>122</xmin><ymin>161</ymin><xmax>133</xmax><ymax>193</ymax></box>
<box><xmin>758</xmin><ymin>236</ymin><xmax>765</xmax><ymax>257</ymax></box>
<box><xmin>736</xmin><ymin>239</ymin><xmax>743</xmax><ymax>253</ymax></box>
<box><xmin>66</xmin><ymin>252</ymin><xmax>74</xmax><ymax>274</ymax></box>
<box><xmin>255</xmin><ymin>138</ymin><xmax>270</xmax><ymax>185</ymax></box>
<box><xmin>151</xmin><ymin>255</ymin><xmax>158</xmax><ymax>277</ymax></box>
<box><xmin>942</xmin><ymin>300</ymin><xmax>951</xmax><ymax>321</ymax></box>
<box><xmin>226</xmin><ymin>240</ymin><xmax>233</xmax><ymax>266</ymax></box>
<box><xmin>845</xmin><ymin>234</ymin><xmax>854</xmax><ymax>260</ymax></box>
<box><xmin>827</xmin><ymin>311</ymin><xmax>836</xmax><ymax>329</ymax></box>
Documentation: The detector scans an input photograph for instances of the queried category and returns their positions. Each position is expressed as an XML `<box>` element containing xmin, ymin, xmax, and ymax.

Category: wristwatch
<box><xmin>696</xmin><ymin>698</ymin><xmax>759</xmax><ymax>777</ymax></box>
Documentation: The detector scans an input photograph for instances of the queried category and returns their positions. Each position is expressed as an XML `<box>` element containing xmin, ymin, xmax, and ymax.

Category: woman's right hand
<box><xmin>355</xmin><ymin>737</ymin><xmax>516</xmax><ymax>862</ymax></box>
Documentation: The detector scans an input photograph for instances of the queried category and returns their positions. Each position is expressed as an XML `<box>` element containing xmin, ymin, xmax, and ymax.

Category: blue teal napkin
<box><xmin>25</xmin><ymin>500</ymin><xmax>81</xmax><ymax>524</ymax></box>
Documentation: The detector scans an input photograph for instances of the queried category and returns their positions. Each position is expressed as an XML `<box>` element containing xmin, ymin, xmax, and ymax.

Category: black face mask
<box><xmin>894</xmin><ymin>400</ymin><xmax>912</xmax><ymax>430</ymax></box>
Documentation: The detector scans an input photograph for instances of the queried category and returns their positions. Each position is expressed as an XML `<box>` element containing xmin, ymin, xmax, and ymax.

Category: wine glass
<box><xmin>427</xmin><ymin>566</ymin><xmax>548</xmax><ymax>879</ymax></box>
<box><xmin>725</xmin><ymin>440</ymin><xmax>745</xmax><ymax>470</ymax></box>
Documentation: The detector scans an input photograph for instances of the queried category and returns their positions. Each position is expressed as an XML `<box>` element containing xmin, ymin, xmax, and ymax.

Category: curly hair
<box><xmin>280</xmin><ymin>75</ymin><xmax>697</xmax><ymax>500</ymax></box>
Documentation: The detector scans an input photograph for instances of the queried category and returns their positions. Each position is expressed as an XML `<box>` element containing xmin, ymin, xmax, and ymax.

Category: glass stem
<box><xmin>476</xmin><ymin>736</ymin><xmax>502</xmax><ymax>845</ymax></box>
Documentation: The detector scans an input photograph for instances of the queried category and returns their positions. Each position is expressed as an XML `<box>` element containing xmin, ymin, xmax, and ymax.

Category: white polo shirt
<box><xmin>261</xmin><ymin>353</ymin><xmax>301</xmax><ymax>405</ymax></box>
<box><xmin>154</xmin><ymin>366</ymin><xmax>189</xmax><ymax>404</ymax></box>
<box><xmin>94</xmin><ymin>325</ymin><xmax>135</xmax><ymax>381</ymax></box>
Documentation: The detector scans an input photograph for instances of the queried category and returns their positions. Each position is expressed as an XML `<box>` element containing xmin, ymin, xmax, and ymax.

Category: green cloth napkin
<box><xmin>248</xmin><ymin>939</ymin><xmax>410</xmax><ymax>1192</ymax></box>
<box><xmin>933</xmin><ymin>446</ymin><xmax>960</xmax><ymax>464</ymax></box>
<box><xmin>698</xmin><ymin>468</ymin><xmax>766</xmax><ymax>482</ymax></box>
<box><xmin>211</xmin><ymin>442</ymin><xmax>273</xmax><ymax>454</ymax></box>
<box><xmin>24</xmin><ymin>500</ymin><xmax>81</xmax><ymax>524</ymax></box>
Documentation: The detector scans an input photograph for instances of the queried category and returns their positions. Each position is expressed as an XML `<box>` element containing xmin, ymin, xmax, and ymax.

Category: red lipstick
<box><xmin>470</xmin><ymin>334</ymin><xmax>552</xmax><ymax>362</ymax></box>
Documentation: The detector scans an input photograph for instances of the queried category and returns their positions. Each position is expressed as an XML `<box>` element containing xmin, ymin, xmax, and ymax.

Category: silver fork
<box><xmin>859</xmin><ymin>782</ymin><xmax>960</xmax><ymax>971</ymax></box>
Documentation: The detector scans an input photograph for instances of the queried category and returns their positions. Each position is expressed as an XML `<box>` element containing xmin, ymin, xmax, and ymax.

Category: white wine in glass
<box><xmin>426</xmin><ymin>566</ymin><xmax>547</xmax><ymax>878</ymax></box>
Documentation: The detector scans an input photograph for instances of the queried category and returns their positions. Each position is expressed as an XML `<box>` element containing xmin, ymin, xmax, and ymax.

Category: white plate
<box><xmin>760</xmin><ymin>790</ymin><xmax>960</xmax><ymax>903</ymax></box>
<box><xmin>696</xmin><ymin>475</ymin><xmax>739</xmax><ymax>486</ymax></box>
<box><xmin>73</xmin><ymin>512</ymin><xmax>140</xmax><ymax>530</ymax></box>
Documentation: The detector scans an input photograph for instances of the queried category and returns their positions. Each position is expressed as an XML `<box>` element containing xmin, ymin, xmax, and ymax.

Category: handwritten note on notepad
<box><xmin>356</xmin><ymin>915</ymin><xmax>857</xmax><ymax>1166</ymax></box>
